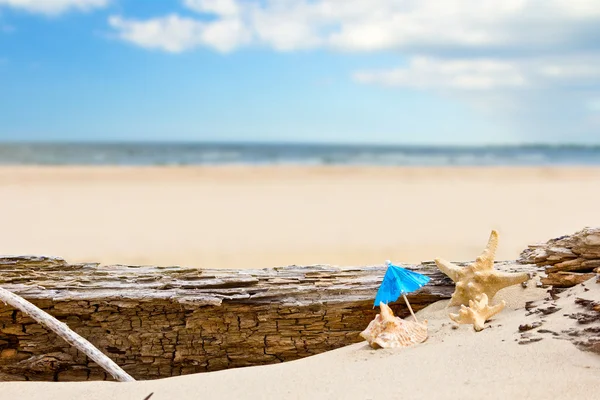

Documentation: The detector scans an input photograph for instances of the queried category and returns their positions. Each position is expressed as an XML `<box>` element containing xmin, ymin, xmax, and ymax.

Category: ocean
<box><xmin>0</xmin><ymin>142</ymin><xmax>599</xmax><ymax>166</ymax></box>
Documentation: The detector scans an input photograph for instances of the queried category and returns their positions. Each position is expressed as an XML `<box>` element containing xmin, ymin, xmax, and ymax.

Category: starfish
<box><xmin>449</xmin><ymin>293</ymin><xmax>505</xmax><ymax>331</ymax></box>
<box><xmin>434</xmin><ymin>230</ymin><xmax>529</xmax><ymax>307</ymax></box>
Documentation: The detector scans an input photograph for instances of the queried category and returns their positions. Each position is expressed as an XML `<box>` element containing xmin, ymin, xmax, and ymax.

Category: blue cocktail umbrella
<box><xmin>374</xmin><ymin>260</ymin><xmax>430</xmax><ymax>322</ymax></box>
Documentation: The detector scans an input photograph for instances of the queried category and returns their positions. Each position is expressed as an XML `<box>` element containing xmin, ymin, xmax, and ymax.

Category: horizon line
<box><xmin>1</xmin><ymin>140</ymin><xmax>600</xmax><ymax>148</ymax></box>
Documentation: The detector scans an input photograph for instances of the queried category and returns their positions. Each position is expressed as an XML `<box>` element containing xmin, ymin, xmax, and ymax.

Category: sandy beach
<box><xmin>1</xmin><ymin>166</ymin><xmax>600</xmax><ymax>269</ymax></box>
<box><xmin>4</xmin><ymin>0</ymin><xmax>600</xmax><ymax>396</ymax></box>
<box><xmin>0</xmin><ymin>165</ymin><xmax>599</xmax><ymax>399</ymax></box>
<box><xmin>0</xmin><ymin>278</ymin><xmax>598</xmax><ymax>400</ymax></box>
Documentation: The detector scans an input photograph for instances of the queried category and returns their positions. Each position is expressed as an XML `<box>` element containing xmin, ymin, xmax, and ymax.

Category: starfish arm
<box><xmin>488</xmin><ymin>271</ymin><xmax>529</xmax><ymax>288</ymax></box>
<box><xmin>476</xmin><ymin>293</ymin><xmax>490</xmax><ymax>307</ymax></box>
<box><xmin>448</xmin><ymin>312</ymin><xmax>460</xmax><ymax>323</ymax></box>
<box><xmin>474</xmin><ymin>230</ymin><xmax>499</xmax><ymax>271</ymax></box>
<box><xmin>487</xmin><ymin>300</ymin><xmax>506</xmax><ymax>317</ymax></box>
<box><xmin>449</xmin><ymin>306</ymin><xmax>476</xmax><ymax>325</ymax></box>
<box><xmin>450</xmin><ymin>294</ymin><xmax>505</xmax><ymax>331</ymax></box>
<box><xmin>434</xmin><ymin>258</ymin><xmax>462</xmax><ymax>282</ymax></box>
<box><xmin>448</xmin><ymin>296</ymin><xmax>465</xmax><ymax>307</ymax></box>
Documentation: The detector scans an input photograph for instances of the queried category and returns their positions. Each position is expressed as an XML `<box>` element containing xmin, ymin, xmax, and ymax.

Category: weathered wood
<box><xmin>0</xmin><ymin>256</ymin><xmax>540</xmax><ymax>381</ymax></box>
<box><xmin>541</xmin><ymin>272</ymin><xmax>597</xmax><ymax>288</ymax></box>
<box><xmin>0</xmin><ymin>286</ymin><xmax>134</xmax><ymax>382</ymax></box>
<box><xmin>519</xmin><ymin>227</ymin><xmax>600</xmax><ymax>287</ymax></box>
<box><xmin>0</xmin><ymin>257</ymin><xmax>453</xmax><ymax>306</ymax></box>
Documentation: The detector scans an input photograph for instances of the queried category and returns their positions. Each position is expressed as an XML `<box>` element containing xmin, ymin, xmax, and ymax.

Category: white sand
<box><xmin>1</xmin><ymin>280</ymin><xmax>598</xmax><ymax>399</ymax></box>
<box><xmin>1</xmin><ymin>166</ymin><xmax>599</xmax><ymax>398</ymax></box>
<box><xmin>1</xmin><ymin>166</ymin><xmax>600</xmax><ymax>269</ymax></box>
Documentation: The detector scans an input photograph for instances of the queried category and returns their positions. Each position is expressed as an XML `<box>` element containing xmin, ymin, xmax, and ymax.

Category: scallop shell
<box><xmin>360</xmin><ymin>302</ymin><xmax>428</xmax><ymax>349</ymax></box>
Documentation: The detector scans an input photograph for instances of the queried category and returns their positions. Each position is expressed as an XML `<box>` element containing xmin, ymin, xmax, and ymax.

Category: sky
<box><xmin>1</xmin><ymin>0</ymin><xmax>600</xmax><ymax>145</ymax></box>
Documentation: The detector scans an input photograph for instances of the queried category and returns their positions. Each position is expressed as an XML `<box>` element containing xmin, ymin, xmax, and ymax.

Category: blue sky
<box><xmin>1</xmin><ymin>0</ymin><xmax>600</xmax><ymax>144</ymax></box>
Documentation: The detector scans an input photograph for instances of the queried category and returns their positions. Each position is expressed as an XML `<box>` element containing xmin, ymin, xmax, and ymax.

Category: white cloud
<box><xmin>354</xmin><ymin>55</ymin><xmax>600</xmax><ymax>91</ymax></box>
<box><xmin>354</xmin><ymin>53</ymin><xmax>600</xmax><ymax>143</ymax></box>
<box><xmin>107</xmin><ymin>1</ymin><xmax>600</xmax><ymax>53</ymax></box>
<box><xmin>587</xmin><ymin>98</ymin><xmax>600</xmax><ymax>112</ymax></box>
<box><xmin>108</xmin><ymin>14</ymin><xmax>249</xmax><ymax>53</ymax></box>
<box><xmin>183</xmin><ymin>0</ymin><xmax>240</xmax><ymax>17</ymax></box>
<box><xmin>109</xmin><ymin>15</ymin><xmax>206</xmax><ymax>53</ymax></box>
<box><xmin>540</xmin><ymin>64</ymin><xmax>600</xmax><ymax>79</ymax></box>
<box><xmin>109</xmin><ymin>1</ymin><xmax>253</xmax><ymax>53</ymax></box>
<box><xmin>354</xmin><ymin>57</ymin><xmax>527</xmax><ymax>90</ymax></box>
<box><xmin>105</xmin><ymin>0</ymin><xmax>600</xmax><ymax>142</ymax></box>
<box><xmin>0</xmin><ymin>0</ymin><xmax>109</xmax><ymax>15</ymax></box>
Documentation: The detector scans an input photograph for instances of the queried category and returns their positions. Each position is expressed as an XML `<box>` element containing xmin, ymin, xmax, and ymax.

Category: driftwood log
<box><xmin>519</xmin><ymin>227</ymin><xmax>600</xmax><ymax>287</ymax></box>
<box><xmin>0</xmin><ymin>256</ymin><xmax>539</xmax><ymax>381</ymax></box>
<box><xmin>0</xmin><ymin>286</ymin><xmax>134</xmax><ymax>382</ymax></box>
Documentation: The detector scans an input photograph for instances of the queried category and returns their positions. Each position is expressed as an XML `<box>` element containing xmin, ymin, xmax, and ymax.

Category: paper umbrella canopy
<box><xmin>374</xmin><ymin>261</ymin><xmax>431</xmax><ymax>307</ymax></box>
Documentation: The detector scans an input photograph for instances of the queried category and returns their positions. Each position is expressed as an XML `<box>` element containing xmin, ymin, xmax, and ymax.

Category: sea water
<box><xmin>0</xmin><ymin>142</ymin><xmax>598</xmax><ymax>166</ymax></box>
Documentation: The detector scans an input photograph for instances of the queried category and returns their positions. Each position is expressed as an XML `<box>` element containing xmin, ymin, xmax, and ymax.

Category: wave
<box><xmin>0</xmin><ymin>142</ymin><xmax>598</xmax><ymax>166</ymax></box>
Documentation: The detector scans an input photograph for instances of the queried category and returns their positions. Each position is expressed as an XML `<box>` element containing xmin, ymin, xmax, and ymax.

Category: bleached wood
<box><xmin>0</xmin><ymin>256</ymin><xmax>537</xmax><ymax>306</ymax></box>
<box><xmin>0</xmin><ymin>286</ymin><xmax>135</xmax><ymax>382</ymax></box>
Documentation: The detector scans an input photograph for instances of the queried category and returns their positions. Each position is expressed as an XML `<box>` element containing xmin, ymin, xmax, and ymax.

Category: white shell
<box><xmin>360</xmin><ymin>303</ymin><xmax>428</xmax><ymax>349</ymax></box>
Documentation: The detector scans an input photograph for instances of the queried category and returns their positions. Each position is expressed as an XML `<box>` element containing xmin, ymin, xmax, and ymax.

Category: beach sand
<box><xmin>1</xmin><ymin>166</ymin><xmax>599</xmax><ymax>398</ymax></box>
<box><xmin>0</xmin><ymin>278</ymin><xmax>598</xmax><ymax>399</ymax></box>
<box><xmin>1</xmin><ymin>166</ymin><xmax>600</xmax><ymax>269</ymax></box>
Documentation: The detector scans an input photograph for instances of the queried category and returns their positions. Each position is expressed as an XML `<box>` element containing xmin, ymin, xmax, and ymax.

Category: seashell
<box><xmin>448</xmin><ymin>293</ymin><xmax>505</xmax><ymax>331</ymax></box>
<box><xmin>360</xmin><ymin>302</ymin><xmax>428</xmax><ymax>349</ymax></box>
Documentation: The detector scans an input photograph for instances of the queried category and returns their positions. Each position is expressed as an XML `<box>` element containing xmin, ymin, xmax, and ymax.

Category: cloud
<box><xmin>108</xmin><ymin>14</ymin><xmax>250</xmax><ymax>53</ymax></box>
<box><xmin>351</xmin><ymin>54</ymin><xmax>600</xmax><ymax>137</ymax></box>
<box><xmin>353</xmin><ymin>54</ymin><xmax>600</xmax><ymax>91</ymax></box>
<box><xmin>587</xmin><ymin>98</ymin><xmax>600</xmax><ymax>112</ymax></box>
<box><xmin>108</xmin><ymin>0</ymin><xmax>252</xmax><ymax>53</ymax></box>
<box><xmin>0</xmin><ymin>0</ymin><xmax>109</xmax><ymax>15</ymax></box>
<box><xmin>107</xmin><ymin>0</ymin><xmax>600</xmax><ymax>54</ymax></box>
<box><xmin>108</xmin><ymin>15</ymin><xmax>206</xmax><ymax>53</ymax></box>
<box><xmin>103</xmin><ymin>1</ymin><xmax>600</xmax><ymax>142</ymax></box>
<box><xmin>354</xmin><ymin>57</ymin><xmax>527</xmax><ymax>91</ymax></box>
<box><xmin>183</xmin><ymin>0</ymin><xmax>240</xmax><ymax>17</ymax></box>
<box><xmin>540</xmin><ymin>64</ymin><xmax>600</xmax><ymax>80</ymax></box>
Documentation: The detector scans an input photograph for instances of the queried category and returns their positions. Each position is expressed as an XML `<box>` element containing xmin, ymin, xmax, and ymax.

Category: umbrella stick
<box><xmin>402</xmin><ymin>294</ymin><xmax>419</xmax><ymax>322</ymax></box>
